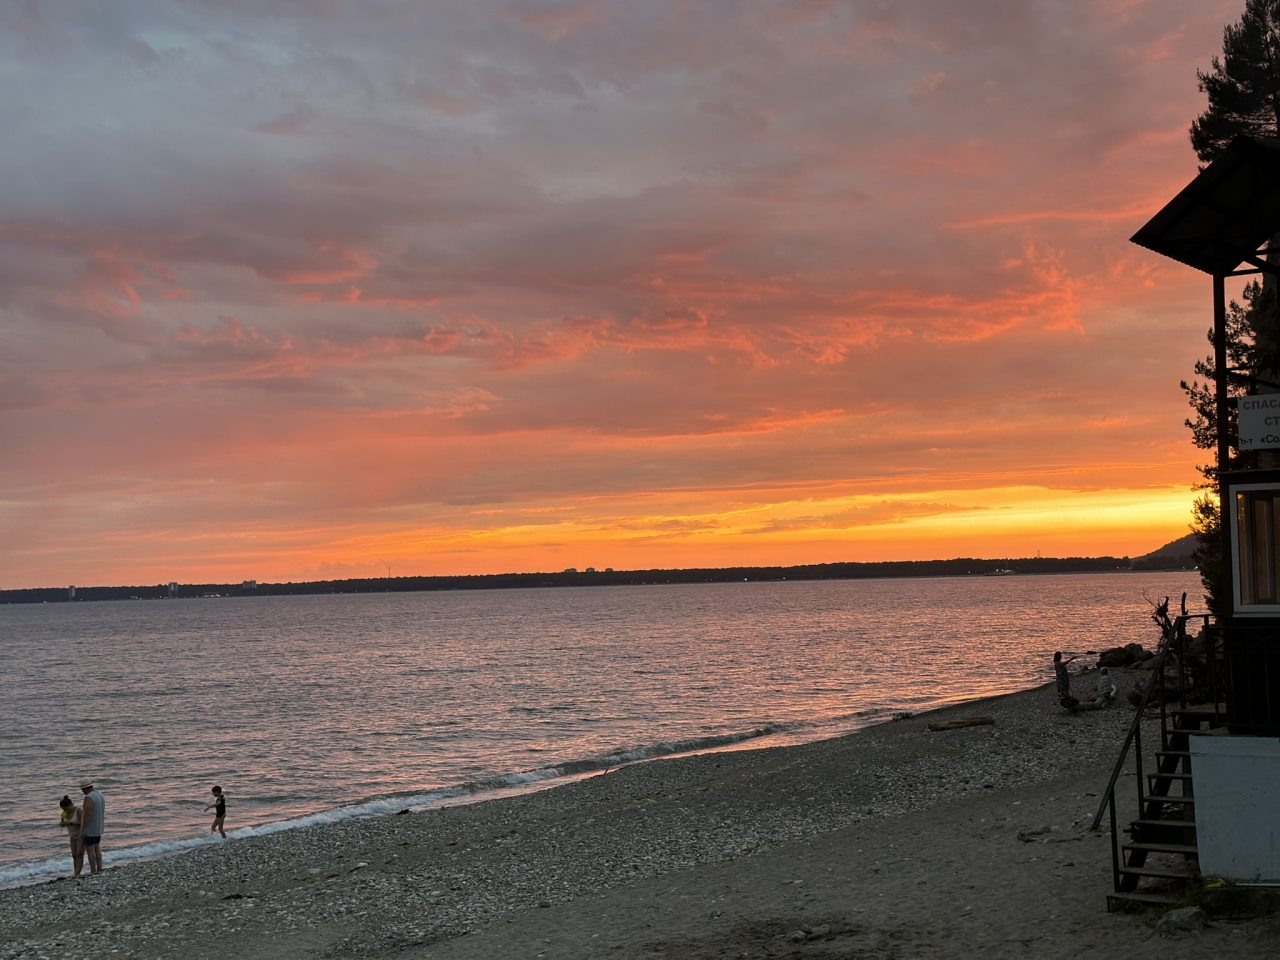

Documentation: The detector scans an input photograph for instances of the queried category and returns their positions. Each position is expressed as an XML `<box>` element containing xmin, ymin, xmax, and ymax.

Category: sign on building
<box><xmin>1237</xmin><ymin>395</ymin><xmax>1280</xmax><ymax>451</ymax></box>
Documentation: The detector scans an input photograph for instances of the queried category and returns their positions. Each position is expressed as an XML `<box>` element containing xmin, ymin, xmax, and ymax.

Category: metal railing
<box><xmin>1089</xmin><ymin>609</ymin><xmax>1219</xmax><ymax>895</ymax></box>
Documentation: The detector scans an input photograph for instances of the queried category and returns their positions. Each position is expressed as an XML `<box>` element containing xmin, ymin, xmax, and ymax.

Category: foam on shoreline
<box><xmin>0</xmin><ymin>719</ymin><xmax>806</xmax><ymax>890</ymax></box>
<box><xmin>1</xmin><ymin>686</ymin><xmax>1031</xmax><ymax>892</ymax></box>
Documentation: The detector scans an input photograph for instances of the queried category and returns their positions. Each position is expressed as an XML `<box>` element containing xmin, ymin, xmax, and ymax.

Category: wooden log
<box><xmin>927</xmin><ymin>716</ymin><xmax>995</xmax><ymax>732</ymax></box>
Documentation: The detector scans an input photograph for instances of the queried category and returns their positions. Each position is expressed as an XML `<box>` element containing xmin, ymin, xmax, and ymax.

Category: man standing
<box><xmin>79</xmin><ymin>779</ymin><xmax>105</xmax><ymax>875</ymax></box>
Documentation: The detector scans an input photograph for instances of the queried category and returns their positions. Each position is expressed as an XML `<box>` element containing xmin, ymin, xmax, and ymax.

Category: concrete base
<box><xmin>1190</xmin><ymin>733</ymin><xmax>1280</xmax><ymax>883</ymax></box>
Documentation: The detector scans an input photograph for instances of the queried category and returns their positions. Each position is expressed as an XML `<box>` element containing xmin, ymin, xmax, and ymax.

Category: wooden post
<box><xmin>1215</xmin><ymin>272</ymin><xmax>1233</xmax><ymax>619</ymax></box>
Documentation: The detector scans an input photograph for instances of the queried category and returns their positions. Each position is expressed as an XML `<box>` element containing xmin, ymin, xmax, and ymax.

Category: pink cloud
<box><xmin>0</xmin><ymin>0</ymin><xmax>1246</xmax><ymax>588</ymax></box>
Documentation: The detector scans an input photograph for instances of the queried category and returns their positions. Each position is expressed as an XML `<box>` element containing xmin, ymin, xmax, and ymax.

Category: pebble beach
<box><xmin>3</xmin><ymin>670</ymin><xmax>1277</xmax><ymax>960</ymax></box>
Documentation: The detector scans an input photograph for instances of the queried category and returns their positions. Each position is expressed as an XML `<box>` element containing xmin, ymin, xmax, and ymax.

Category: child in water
<box><xmin>203</xmin><ymin>785</ymin><xmax>227</xmax><ymax>838</ymax></box>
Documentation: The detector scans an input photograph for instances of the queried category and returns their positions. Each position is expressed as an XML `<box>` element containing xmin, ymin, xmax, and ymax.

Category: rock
<box><xmin>1156</xmin><ymin>906</ymin><xmax>1206</xmax><ymax>937</ymax></box>
<box><xmin>1097</xmin><ymin>643</ymin><xmax>1152</xmax><ymax>668</ymax></box>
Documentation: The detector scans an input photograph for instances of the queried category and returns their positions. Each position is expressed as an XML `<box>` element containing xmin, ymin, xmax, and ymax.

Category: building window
<box><xmin>1233</xmin><ymin>483</ymin><xmax>1280</xmax><ymax>612</ymax></box>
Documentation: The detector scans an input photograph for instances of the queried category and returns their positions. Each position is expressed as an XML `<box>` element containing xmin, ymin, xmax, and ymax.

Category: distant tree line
<box><xmin>0</xmin><ymin>553</ymin><xmax>1195</xmax><ymax>605</ymax></box>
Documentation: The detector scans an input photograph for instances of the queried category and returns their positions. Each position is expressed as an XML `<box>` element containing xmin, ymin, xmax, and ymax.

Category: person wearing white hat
<box><xmin>79</xmin><ymin>779</ymin><xmax>105</xmax><ymax>875</ymax></box>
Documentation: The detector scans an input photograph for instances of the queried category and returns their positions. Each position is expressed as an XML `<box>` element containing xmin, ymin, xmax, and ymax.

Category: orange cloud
<box><xmin>0</xmin><ymin>0</ymin><xmax>1242</xmax><ymax>589</ymax></box>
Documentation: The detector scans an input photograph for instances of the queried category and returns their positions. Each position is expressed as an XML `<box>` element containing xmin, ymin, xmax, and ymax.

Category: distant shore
<box><xmin>3</xmin><ymin>670</ymin><xmax>1272</xmax><ymax>960</ymax></box>
<box><xmin>1</xmin><ymin>554</ymin><xmax>1193</xmax><ymax>604</ymax></box>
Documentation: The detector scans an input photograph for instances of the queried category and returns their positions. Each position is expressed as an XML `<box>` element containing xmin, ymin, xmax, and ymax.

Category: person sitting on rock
<box><xmin>1095</xmin><ymin>667</ymin><xmax>1116</xmax><ymax>704</ymax></box>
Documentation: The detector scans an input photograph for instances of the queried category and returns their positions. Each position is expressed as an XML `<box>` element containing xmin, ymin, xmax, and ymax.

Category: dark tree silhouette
<box><xmin>1181</xmin><ymin>287</ymin><xmax>1262</xmax><ymax>613</ymax></box>
<box><xmin>1184</xmin><ymin>1</ymin><xmax>1280</xmax><ymax>612</ymax></box>
<box><xmin>1190</xmin><ymin>1</ymin><xmax>1280</xmax><ymax>165</ymax></box>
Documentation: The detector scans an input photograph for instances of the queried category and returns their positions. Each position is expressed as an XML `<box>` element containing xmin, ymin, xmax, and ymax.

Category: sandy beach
<box><xmin>3</xmin><ymin>671</ymin><xmax>1277</xmax><ymax>960</ymax></box>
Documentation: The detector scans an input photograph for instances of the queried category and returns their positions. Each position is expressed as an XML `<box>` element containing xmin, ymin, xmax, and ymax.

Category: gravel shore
<box><xmin>3</xmin><ymin>671</ymin><xmax>1277</xmax><ymax>959</ymax></box>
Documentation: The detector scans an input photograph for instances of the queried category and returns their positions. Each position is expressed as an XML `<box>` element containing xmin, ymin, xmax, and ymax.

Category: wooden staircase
<box><xmin>1106</xmin><ymin>703</ymin><xmax>1225</xmax><ymax>912</ymax></box>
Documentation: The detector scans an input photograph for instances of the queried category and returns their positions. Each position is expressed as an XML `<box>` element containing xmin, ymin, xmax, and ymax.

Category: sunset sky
<box><xmin>0</xmin><ymin>0</ymin><xmax>1251</xmax><ymax>589</ymax></box>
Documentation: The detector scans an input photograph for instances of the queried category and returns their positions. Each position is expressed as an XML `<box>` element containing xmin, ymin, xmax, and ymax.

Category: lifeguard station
<box><xmin>1097</xmin><ymin>135</ymin><xmax>1280</xmax><ymax>909</ymax></box>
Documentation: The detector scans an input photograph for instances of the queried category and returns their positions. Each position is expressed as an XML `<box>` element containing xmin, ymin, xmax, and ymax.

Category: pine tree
<box><xmin>1190</xmin><ymin>1</ymin><xmax>1280</xmax><ymax>165</ymax></box>
<box><xmin>1180</xmin><ymin>284</ymin><xmax>1270</xmax><ymax>613</ymax></box>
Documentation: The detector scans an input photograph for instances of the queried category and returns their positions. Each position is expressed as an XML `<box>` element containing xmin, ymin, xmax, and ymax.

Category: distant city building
<box><xmin>242</xmin><ymin>580</ymin><xmax>257</xmax><ymax>591</ymax></box>
<box><xmin>68</xmin><ymin>585</ymin><xmax>76</xmax><ymax>601</ymax></box>
<box><xmin>168</xmin><ymin>581</ymin><xmax>179</xmax><ymax>598</ymax></box>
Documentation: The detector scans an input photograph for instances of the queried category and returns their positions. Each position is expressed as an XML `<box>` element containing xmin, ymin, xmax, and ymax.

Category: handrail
<box><xmin>1089</xmin><ymin>645</ymin><xmax>1170</xmax><ymax>832</ymax></box>
<box><xmin>1089</xmin><ymin>607</ymin><xmax>1224</xmax><ymax>901</ymax></box>
<box><xmin>1088</xmin><ymin>607</ymin><xmax>1209</xmax><ymax>833</ymax></box>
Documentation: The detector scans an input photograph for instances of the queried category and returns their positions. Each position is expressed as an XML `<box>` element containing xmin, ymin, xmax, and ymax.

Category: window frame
<box><xmin>1229</xmin><ymin>479</ymin><xmax>1280</xmax><ymax>616</ymax></box>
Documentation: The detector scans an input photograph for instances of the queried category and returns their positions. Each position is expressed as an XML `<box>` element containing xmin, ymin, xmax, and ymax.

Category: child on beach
<box><xmin>58</xmin><ymin>795</ymin><xmax>84</xmax><ymax>877</ymax></box>
<box><xmin>1095</xmin><ymin>666</ymin><xmax>1117</xmax><ymax>704</ymax></box>
<box><xmin>204</xmin><ymin>785</ymin><xmax>227</xmax><ymax>838</ymax></box>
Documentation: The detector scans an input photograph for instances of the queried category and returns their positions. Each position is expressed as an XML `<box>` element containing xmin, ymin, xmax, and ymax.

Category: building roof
<box><xmin>1130</xmin><ymin>136</ymin><xmax>1280</xmax><ymax>275</ymax></box>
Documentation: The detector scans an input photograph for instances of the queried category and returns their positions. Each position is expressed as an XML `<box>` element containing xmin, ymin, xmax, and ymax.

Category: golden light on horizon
<box><xmin>179</xmin><ymin>482</ymin><xmax>1197</xmax><ymax>586</ymax></box>
<box><xmin>0</xmin><ymin>0</ymin><xmax>1238</xmax><ymax>590</ymax></box>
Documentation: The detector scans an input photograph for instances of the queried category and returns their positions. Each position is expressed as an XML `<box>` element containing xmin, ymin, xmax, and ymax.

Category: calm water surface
<box><xmin>0</xmin><ymin>571</ymin><xmax>1202</xmax><ymax>886</ymax></box>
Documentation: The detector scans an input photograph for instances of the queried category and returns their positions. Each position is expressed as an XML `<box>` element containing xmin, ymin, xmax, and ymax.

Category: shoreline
<box><xmin>4</xmin><ymin>673</ymin><xmax>1276</xmax><ymax>959</ymax></box>
<box><xmin>0</xmin><ymin>687</ymin><xmax>1026</xmax><ymax>892</ymax></box>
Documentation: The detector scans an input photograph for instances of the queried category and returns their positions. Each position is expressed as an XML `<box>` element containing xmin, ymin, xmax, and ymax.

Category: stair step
<box><xmin>1146</xmin><ymin>794</ymin><xmax>1195</xmax><ymax>806</ymax></box>
<box><xmin>1172</xmin><ymin>704</ymin><xmax>1226</xmax><ymax>725</ymax></box>
<box><xmin>1118</xmin><ymin>865</ymin><xmax>1195</xmax><ymax>881</ymax></box>
<box><xmin>1174</xmin><ymin>702</ymin><xmax>1225</xmax><ymax>715</ymax></box>
<box><xmin>1131</xmin><ymin>819</ymin><xmax>1196</xmax><ymax>831</ymax></box>
<box><xmin>1148</xmin><ymin>772</ymin><xmax>1193</xmax><ymax>782</ymax></box>
<box><xmin>1156</xmin><ymin>750</ymin><xmax>1191</xmax><ymax>759</ymax></box>
<box><xmin>1124</xmin><ymin>841</ymin><xmax>1198</xmax><ymax>856</ymax></box>
<box><xmin>1107</xmin><ymin>891</ymin><xmax>1180</xmax><ymax>912</ymax></box>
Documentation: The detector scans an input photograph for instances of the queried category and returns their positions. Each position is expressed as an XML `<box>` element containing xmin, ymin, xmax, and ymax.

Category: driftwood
<box><xmin>927</xmin><ymin>716</ymin><xmax>994</xmax><ymax>732</ymax></box>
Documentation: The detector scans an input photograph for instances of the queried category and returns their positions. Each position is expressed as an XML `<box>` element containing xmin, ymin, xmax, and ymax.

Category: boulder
<box><xmin>1097</xmin><ymin>643</ymin><xmax>1152</xmax><ymax>668</ymax></box>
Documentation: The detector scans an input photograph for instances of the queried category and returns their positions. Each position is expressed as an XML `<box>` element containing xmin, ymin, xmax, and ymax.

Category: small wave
<box><xmin>0</xmin><ymin>787</ymin><xmax>480</xmax><ymax>891</ymax></box>
<box><xmin>462</xmin><ymin>725</ymin><xmax>786</xmax><ymax>789</ymax></box>
<box><xmin>0</xmin><ymin>723</ymin><xmax>796</xmax><ymax>890</ymax></box>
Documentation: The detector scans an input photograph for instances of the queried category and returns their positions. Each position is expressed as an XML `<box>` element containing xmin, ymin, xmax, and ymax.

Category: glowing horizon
<box><xmin>0</xmin><ymin>2</ymin><xmax>1241</xmax><ymax>590</ymax></box>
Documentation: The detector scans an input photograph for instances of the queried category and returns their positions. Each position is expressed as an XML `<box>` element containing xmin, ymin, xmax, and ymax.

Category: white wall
<box><xmin>1190</xmin><ymin>734</ymin><xmax>1280</xmax><ymax>883</ymax></box>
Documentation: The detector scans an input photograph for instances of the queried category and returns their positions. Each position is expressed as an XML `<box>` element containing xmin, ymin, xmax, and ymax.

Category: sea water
<box><xmin>0</xmin><ymin>571</ymin><xmax>1202</xmax><ymax>887</ymax></box>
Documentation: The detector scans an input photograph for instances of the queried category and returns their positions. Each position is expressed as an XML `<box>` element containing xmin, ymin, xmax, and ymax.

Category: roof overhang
<box><xmin>1131</xmin><ymin>136</ymin><xmax>1280</xmax><ymax>275</ymax></box>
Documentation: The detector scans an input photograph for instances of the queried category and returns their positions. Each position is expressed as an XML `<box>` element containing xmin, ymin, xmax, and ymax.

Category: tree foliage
<box><xmin>1191</xmin><ymin>0</ymin><xmax>1280</xmax><ymax>165</ymax></box>
<box><xmin>1181</xmin><ymin>288</ymin><xmax>1264</xmax><ymax>616</ymax></box>
<box><xmin>1180</xmin><ymin>281</ymin><xmax>1270</xmax><ymax>485</ymax></box>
